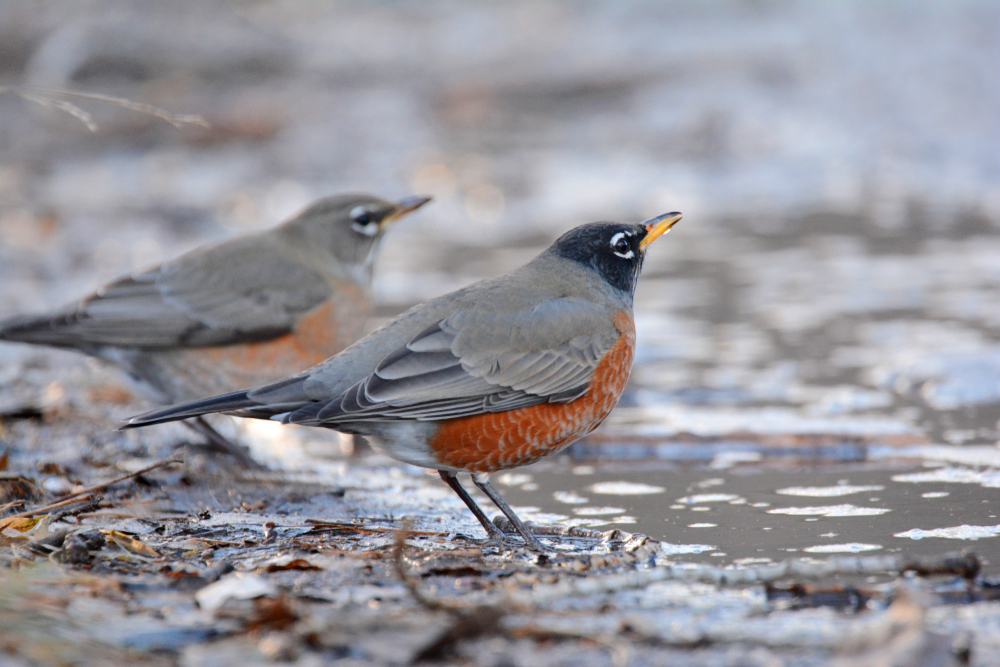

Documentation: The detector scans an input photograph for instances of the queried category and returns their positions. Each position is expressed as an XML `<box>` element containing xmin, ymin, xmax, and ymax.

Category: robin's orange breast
<box><xmin>428</xmin><ymin>310</ymin><xmax>636</xmax><ymax>473</ymax></box>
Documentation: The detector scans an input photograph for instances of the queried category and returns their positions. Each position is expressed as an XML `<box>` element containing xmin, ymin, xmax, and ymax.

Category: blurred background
<box><xmin>1</xmin><ymin>1</ymin><xmax>1000</xmax><ymax>550</ymax></box>
<box><xmin>3</xmin><ymin>0</ymin><xmax>1000</xmax><ymax>440</ymax></box>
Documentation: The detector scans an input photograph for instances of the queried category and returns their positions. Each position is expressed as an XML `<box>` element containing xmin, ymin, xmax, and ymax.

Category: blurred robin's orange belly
<box><xmin>428</xmin><ymin>311</ymin><xmax>636</xmax><ymax>473</ymax></box>
<box><xmin>150</xmin><ymin>288</ymin><xmax>370</xmax><ymax>399</ymax></box>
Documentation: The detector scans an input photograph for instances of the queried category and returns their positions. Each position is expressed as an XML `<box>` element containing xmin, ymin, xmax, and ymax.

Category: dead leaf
<box><xmin>102</xmin><ymin>530</ymin><xmax>160</xmax><ymax>558</ymax></box>
<box><xmin>246</xmin><ymin>595</ymin><xmax>299</xmax><ymax>632</ymax></box>
<box><xmin>259</xmin><ymin>558</ymin><xmax>320</xmax><ymax>573</ymax></box>
<box><xmin>0</xmin><ymin>516</ymin><xmax>41</xmax><ymax>533</ymax></box>
<box><xmin>86</xmin><ymin>385</ymin><xmax>134</xmax><ymax>405</ymax></box>
<box><xmin>0</xmin><ymin>475</ymin><xmax>45</xmax><ymax>503</ymax></box>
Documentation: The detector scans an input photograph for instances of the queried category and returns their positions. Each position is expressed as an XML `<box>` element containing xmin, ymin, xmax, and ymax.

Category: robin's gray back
<box><xmin>230</xmin><ymin>253</ymin><xmax>631</xmax><ymax>424</ymax></box>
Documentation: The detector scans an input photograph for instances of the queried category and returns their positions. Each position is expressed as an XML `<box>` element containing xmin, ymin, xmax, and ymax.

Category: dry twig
<box><xmin>0</xmin><ymin>86</ymin><xmax>209</xmax><ymax>131</ymax></box>
<box><xmin>2</xmin><ymin>454</ymin><xmax>183</xmax><ymax>521</ymax></box>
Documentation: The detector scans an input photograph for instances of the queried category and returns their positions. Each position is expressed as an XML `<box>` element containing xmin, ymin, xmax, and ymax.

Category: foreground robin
<box><xmin>123</xmin><ymin>211</ymin><xmax>681</xmax><ymax>549</ymax></box>
<box><xmin>0</xmin><ymin>193</ymin><xmax>432</xmax><ymax>468</ymax></box>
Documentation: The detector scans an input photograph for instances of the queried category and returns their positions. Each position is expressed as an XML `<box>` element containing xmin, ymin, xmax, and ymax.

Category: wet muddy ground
<box><xmin>2</xmin><ymin>1</ymin><xmax>1000</xmax><ymax>665</ymax></box>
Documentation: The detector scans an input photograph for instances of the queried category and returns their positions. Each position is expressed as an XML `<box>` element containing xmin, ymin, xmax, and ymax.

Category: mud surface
<box><xmin>2</xmin><ymin>2</ymin><xmax>1000</xmax><ymax>665</ymax></box>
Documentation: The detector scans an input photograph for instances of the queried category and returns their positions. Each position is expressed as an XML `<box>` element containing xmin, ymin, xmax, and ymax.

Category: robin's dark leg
<box><xmin>184</xmin><ymin>417</ymin><xmax>267</xmax><ymax>470</ymax></box>
<box><xmin>471</xmin><ymin>474</ymin><xmax>547</xmax><ymax>553</ymax></box>
<box><xmin>438</xmin><ymin>471</ymin><xmax>521</xmax><ymax>547</ymax></box>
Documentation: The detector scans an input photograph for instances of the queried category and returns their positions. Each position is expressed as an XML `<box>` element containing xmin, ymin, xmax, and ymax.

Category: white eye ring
<box><xmin>350</xmin><ymin>206</ymin><xmax>379</xmax><ymax>236</ymax></box>
<box><xmin>610</xmin><ymin>231</ymin><xmax>634</xmax><ymax>259</ymax></box>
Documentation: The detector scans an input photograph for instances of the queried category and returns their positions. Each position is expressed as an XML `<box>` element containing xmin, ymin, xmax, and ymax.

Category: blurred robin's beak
<box><xmin>639</xmin><ymin>212</ymin><xmax>682</xmax><ymax>250</ymax></box>
<box><xmin>383</xmin><ymin>195</ymin><xmax>433</xmax><ymax>227</ymax></box>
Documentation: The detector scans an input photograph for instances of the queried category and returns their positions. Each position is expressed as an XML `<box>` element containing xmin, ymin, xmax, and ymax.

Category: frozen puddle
<box><xmin>497</xmin><ymin>442</ymin><xmax>999</xmax><ymax>570</ymax></box>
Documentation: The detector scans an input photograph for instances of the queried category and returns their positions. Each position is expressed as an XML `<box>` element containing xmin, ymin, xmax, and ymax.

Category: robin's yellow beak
<box><xmin>639</xmin><ymin>211</ymin><xmax>682</xmax><ymax>250</ymax></box>
<box><xmin>383</xmin><ymin>195</ymin><xmax>433</xmax><ymax>227</ymax></box>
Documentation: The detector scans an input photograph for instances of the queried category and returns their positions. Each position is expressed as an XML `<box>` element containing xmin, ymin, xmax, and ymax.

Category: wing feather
<box><xmin>0</xmin><ymin>238</ymin><xmax>331</xmax><ymax>350</ymax></box>
<box><xmin>287</xmin><ymin>298</ymin><xmax>619</xmax><ymax>425</ymax></box>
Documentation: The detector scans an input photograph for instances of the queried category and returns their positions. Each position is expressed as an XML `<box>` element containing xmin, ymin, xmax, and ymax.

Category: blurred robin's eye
<box><xmin>351</xmin><ymin>206</ymin><xmax>379</xmax><ymax>236</ymax></box>
<box><xmin>610</xmin><ymin>232</ymin><xmax>633</xmax><ymax>259</ymax></box>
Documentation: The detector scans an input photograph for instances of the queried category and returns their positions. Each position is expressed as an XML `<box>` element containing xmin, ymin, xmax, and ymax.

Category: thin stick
<box><xmin>30</xmin><ymin>88</ymin><xmax>209</xmax><ymax>128</ymax></box>
<box><xmin>2</xmin><ymin>494</ymin><xmax>94</xmax><ymax>520</ymax></box>
<box><xmin>307</xmin><ymin>519</ymin><xmax>447</xmax><ymax>538</ymax></box>
<box><xmin>0</xmin><ymin>86</ymin><xmax>209</xmax><ymax>132</ymax></box>
<box><xmin>3</xmin><ymin>454</ymin><xmax>183</xmax><ymax>520</ymax></box>
<box><xmin>0</xmin><ymin>500</ymin><xmax>25</xmax><ymax>513</ymax></box>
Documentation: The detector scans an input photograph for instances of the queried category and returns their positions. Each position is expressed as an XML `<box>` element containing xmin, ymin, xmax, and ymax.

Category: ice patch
<box><xmin>767</xmin><ymin>504</ymin><xmax>891</xmax><ymax>517</ymax></box>
<box><xmin>659</xmin><ymin>542</ymin><xmax>716</xmax><ymax>555</ymax></box>
<box><xmin>894</xmin><ymin>525</ymin><xmax>1000</xmax><ymax>541</ymax></box>
<box><xmin>709</xmin><ymin>451</ymin><xmax>763</xmax><ymax>469</ymax></box>
<box><xmin>573</xmin><ymin>507</ymin><xmax>625</xmax><ymax>516</ymax></box>
<box><xmin>553</xmin><ymin>490</ymin><xmax>589</xmax><ymax>504</ymax></box>
<box><xmin>776</xmin><ymin>485</ymin><xmax>883</xmax><ymax>497</ymax></box>
<box><xmin>803</xmin><ymin>543</ymin><xmax>882</xmax><ymax>553</ymax></box>
<box><xmin>589</xmin><ymin>481</ymin><xmax>665</xmax><ymax>495</ymax></box>
<box><xmin>892</xmin><ymin>467</ymin><xmax>1000</xmax><ymax>488</ymax></box>
<box><xmin>676</xmin><ymin>494</ymin><xmax>743</xmax><ymax>504</ymax></box>
<box><xmin>871</xmin><ymin>445</ymin><xmax>1000</xmax><ymax>468</ymax></box>
<box><xmin>497</xmin><ymin>473</ymin><xmax>533</xmax><ymax>486</ymax></box>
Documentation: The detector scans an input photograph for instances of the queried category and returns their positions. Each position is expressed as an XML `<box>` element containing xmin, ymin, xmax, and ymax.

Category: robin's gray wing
<box><xmin>283</xmin><ymin>297</ymin><xmax>621</xmax><ymax>425</ymax></box>
<box><xmin>0</xmin><ymin>238</ymin><xmax>331</xmax><ymax>350</ymax></box>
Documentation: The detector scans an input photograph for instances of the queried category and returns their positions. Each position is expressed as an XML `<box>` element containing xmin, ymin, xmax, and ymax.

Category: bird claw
<box><xmin>481</xmin><ymin>529</ymin><xmax>549</xmax><ymax>554</ymax></box>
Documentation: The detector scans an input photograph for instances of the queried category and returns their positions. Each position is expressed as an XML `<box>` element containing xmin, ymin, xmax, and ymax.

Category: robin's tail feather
<box><xmin>120</xmin><ymin>390</ymin><xmax>260</xmax><ymax>429</ymax></box>
<box><xmin>0</xmin><ymin>314</ymin><xmax>62</xmax><ymax>346</ymax></box>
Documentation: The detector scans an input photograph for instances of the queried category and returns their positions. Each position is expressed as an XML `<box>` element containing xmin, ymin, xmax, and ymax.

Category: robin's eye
<box><xmin>610</xmin><ymin>232</ymin><xmax>633</xmax><ymax>259</ymax></box>
<box><xmin>351</xmin><ymin>206</ymin><xmax>379</xmax><ymax>236</ymax></box>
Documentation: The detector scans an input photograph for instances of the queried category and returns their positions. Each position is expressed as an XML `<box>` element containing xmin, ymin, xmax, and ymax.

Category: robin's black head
<box><xmin>549</xmin><ymin>212</ymin><xmax>682</xmax><ymax>297</ymax></box>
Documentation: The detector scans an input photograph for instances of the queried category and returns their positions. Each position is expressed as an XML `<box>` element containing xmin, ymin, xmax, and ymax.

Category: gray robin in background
<box><xmin>0</xmin><ymin>193</ymin><xmax>432</xmax><ymax>468</ymax></box>
<box><xmin>123</xmin><ymin>211</ymin><xmax>681</xmax><ymax>550</ymax></box>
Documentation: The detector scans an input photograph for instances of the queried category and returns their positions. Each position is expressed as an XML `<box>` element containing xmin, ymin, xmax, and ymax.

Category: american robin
<box><xmin>123</xmin><ymin>211</ymin><xmax>681</xmax><ymax>549</ymax></box>
<box><xmin>1</xmin><ymin>193</ymin><xmax>432</xmax><ymax>468</ymax></box>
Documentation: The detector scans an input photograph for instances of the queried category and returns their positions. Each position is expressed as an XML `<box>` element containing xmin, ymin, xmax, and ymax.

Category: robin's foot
<box><xmin>482</xmin><ymin>535</ymin><xmax>531</xmax><ymax>551</ymax></box>
<box><xmin>439</xmin><ymin>471</ymin><xmax>549</xmax><ymax>552</ymax></box>
<box><xmin>477</xmin><ymin>519</ymin><xmax>548</xmax><ymax>553</ymax></box>
<box><xmin>473</xmin><ymin>477</ymin><xmax>548</xmax><ymax>553</ymax></box>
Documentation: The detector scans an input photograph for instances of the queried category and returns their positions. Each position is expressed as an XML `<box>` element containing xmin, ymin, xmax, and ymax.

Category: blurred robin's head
<box><xmin>281</xmin><ymin>193</ymin><xmax>432</xmax><ymax>271</ymax></box>
<box><xmin>549</xmin><ymin>212</ymin><xmax>681</xmax><ymax>297</ymax></box>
